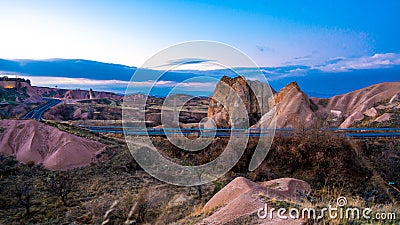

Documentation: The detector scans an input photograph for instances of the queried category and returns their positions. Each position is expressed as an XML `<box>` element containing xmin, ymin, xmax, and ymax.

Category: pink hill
<box><xmin>0</xmin><ymin>119</ymin><xmax>105</xmax><ymax>170</ymax></box>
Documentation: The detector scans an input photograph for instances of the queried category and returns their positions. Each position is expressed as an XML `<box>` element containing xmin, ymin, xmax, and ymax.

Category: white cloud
<box><xmin>7</xmin><ymin>75</ymin><xmax>216</xmax><ymax>90</ymax></box>
<box><xmin>23</xmin><ymin>76</ymin><xmax>130</xmax><ymax>86</ymax></box>
<box><xmin>313</xmin><ymin>53</ymin><xmax>400</xmax><ymax>72</ymax></box>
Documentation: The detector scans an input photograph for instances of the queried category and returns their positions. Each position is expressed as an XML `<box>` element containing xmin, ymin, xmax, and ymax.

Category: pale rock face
<box><xmin>339</xmin><ymin>111</ymin><xmax>364</xmax><ymax>128</ymax></box>
<box><xmin>364</xmin><ymin>107</ymin><xmax>378</xmax><ymax>117</ymax></box>
<box><xmin>321</xmin><ymin>82</ymin><xmax>400</xmax><ymax>115</ymax></box>
<box><xmin>81</xmin><ymin>112</ymin><xmax>90</xmax><ymax>120</ymax></box>
<box><xmin>73</xmin><ymin>108</ymin><xmax>82</xmax><ymax>119</ymax></box>
<box><xmin>250</xmin><ymin>107</ymin><xmax>276</xmax><ymax>129</ymax></box>
<box><xmin>207</xmin><ymin>76</ymin><xmax>275</xmax><ymax>128</ymax></box>
<box><xmin>251</xmin><ymin>81</ymin><xmax>318</xmax><ymax>129</ymax></box>
<box><xmin>208</xmin><ymin>78</ymin><xmax>400</xmax><ymax>129</ymax></box>
<box><xmin>314</xmin><ymin>82</ymin><xmax>400</xmax><ymax>127</ymax></box>
<box><xmin>376</xmin><ymin>105</ymin><xmax>392</xmax><ymax>110</ymax></box>
<box><xmin>374</xmin><ymin>113</ymin><xmax>391</xmax><ymax>123</ymax></box>
<box><xmin>330</xmin><ymin>110</ymin><xmax>342</xmax><ymax>117</ymax></box>
<box><xmin>273</xmin><ymin>82</ymin><xmax>317</xmax><ymax>128</ymax></box>
<box><xmin>389</xmin><ymin>93</ymin><xmax>400</xmax><ymax>104</ymax></box>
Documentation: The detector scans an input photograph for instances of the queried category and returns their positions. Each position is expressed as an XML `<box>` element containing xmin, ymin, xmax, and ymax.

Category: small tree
<box><xmin>15</xmin><ymin>180</ymin><xmax>33</xmax><ymax>216</ymax></box>
<box><xmin>48</xmin><ymin>173</ymin><xmax>73</xmax><ymax>206</ymax></box>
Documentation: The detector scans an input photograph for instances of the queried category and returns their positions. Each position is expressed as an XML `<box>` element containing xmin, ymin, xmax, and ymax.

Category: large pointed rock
<box><xmin>207</xmin><ymin>76</ymin><xmax>275</xmax><ymax>128</ymax></box>
<box><xmin>273</xmin><ymin>82</ymin><xmax>317</xmax><ymax>128</ymax></box>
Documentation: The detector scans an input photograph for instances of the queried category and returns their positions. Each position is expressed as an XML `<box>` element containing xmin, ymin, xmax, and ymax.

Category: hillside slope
<box><xmin>0</xmin><ymin>120</ymin><xmax>105</xmax><ymax>170</ymax></box>
<box><xmin>312</xmin><ymin>82</ymin><xmax>400</xmax><ymax>127</ymax></box>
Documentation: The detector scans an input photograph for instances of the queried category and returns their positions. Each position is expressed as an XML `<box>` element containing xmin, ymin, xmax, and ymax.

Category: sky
<box><xmin>1</xmin><ymin>1</ymin><xmax>400</xmax><ymax>97</ymax></box>
<box><xmin>1</xmin><ymin>0</ymin><xmax>400</xmax><ymax>68</ymax></box>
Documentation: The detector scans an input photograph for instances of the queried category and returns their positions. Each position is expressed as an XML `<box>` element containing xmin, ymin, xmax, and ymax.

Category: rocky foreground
<box><xmin>199</xmin><ymin>177</ymin><xmax>310</xmax><ymax>225</ymax></box>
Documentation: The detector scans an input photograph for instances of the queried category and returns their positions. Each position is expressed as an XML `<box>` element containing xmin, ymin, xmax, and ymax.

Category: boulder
<box><xmin>73</xmin><ymin>108</ymin><xmax>82</xmax><ymax>119</ymax></box>
<box><xmin>199</xmin><ymin>177</ymin><xmax>309</xmax><ymax>225</ymax></box>
<box><xmin>389</xmin><ymin>93</ymin><xmax>400</xmax><ymax>104</ymax></box>
<box><xmin>363</xmin><ymin>107</ymin><xmax>378</xmax><ymax>117</ymax></box>
<box><xmin>339</xmin><ymin>111</ymin><xmax>364</xmax><ymax>128</ymax></box>
<box><xmin>374</xmin><ymin>113</ymin><xmax>391</xmax><ymax>123</ymax></box>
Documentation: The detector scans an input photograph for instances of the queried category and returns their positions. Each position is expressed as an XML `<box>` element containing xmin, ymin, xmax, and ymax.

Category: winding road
<box><xmin>22</xmin><ymin>98</ymin><xmax>62</xmax><ymax>121</ymax></box>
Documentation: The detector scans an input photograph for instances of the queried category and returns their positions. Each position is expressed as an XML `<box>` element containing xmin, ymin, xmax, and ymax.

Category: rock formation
<box><xmin>0</xmin><ymin>79</ymin><xmax>43</xmax><ymax>103</ymax></box>
<box><xmin>207</xmin><ymin>76</ymin><xmax>319</xmax><ymax>129</ymax></box>
<box><xmin>272</xmin><ymin>82</ymin><xmax>317</xmax><ymax>128</ymax></box>
<box><xmin>313</xmin><ymin>82</ymin><xmax>400</xmax><ymax>127</ymax></box>
<box><xmin>207</xmin><ymin>76</ymin><xmax>275</xmax><ymax>128</ymax></box>
<box><xmin>0</xmin><ymin>119</ymin><xmax>105</xmax><ymax>170</ymax></box>
<box><xmin>374</xmin><ymin>113</ymin><xmax>391</xmax><ymax>123</ymax></box>
<box><xmin>364</xmin><ymin>107</ymin><xmax>378</xmax><ymax>117</ymax></box>
<box><xmin>199</xmin><ymin>177</ymin><xmax>310</xmax><ymax>224</ymax></box>
<box><xmin>339</xmin><ymin>111</ymin><xmax>365</xmax><ymax>128</ymax></box>
<box><xmin>389</xmin><ymin>93</ymin><xmax>400</xmax><ymax>104</ymax></box>
<box><xmin>89</xmin><ymin>88</ymin><xmax>95</xmax><ymax>99</ymax></box>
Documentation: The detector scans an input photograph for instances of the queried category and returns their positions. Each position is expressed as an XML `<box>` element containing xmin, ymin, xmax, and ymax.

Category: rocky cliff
<box><xmin>0</xmin><ymin>80</ymin><xmax>43</xmax><ymax>103</ymax></box>
<box><xmin>1</xmin><ymin>78</ymin><xmax>122</xmax><ymax>101</ymax></box>
<box><xmin>207</xmin><ymin>76</ymin><xmax>316</xmax><ymax>129</ymax></box>
<box><xmin>207</xmin><ymin>76</ymin><xmax>275</xmax><ymax>128</ymax></box>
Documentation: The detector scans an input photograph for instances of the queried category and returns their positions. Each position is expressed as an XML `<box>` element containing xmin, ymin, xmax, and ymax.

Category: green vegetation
<box><xmin>352</xmin><ymin>99</ymin><xmax>400</xmax><ymax>128</ymax></box>
<box><xmin>318</xmin><ymin>98</ymin><xmax>330</xmax><ymax>108</ymax></box>
<box><xmin>309</xmin><ymin>99</ymin><xmax>319</xmax><ymax>111</ymax></box>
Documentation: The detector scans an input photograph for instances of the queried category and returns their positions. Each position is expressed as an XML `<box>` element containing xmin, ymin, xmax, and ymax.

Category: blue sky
<box><xmin>1</xmin><ymin>0</ymin><xmax>399</xmax><ymax>67</ymax></box>
<box><xmin>1</xmin><ymin>1</ymin><xmax>400</xmax><ymax>97</ymax></box>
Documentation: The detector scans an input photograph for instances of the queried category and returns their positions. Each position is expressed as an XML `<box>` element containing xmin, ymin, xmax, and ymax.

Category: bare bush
<box><xmin>47</xmin><ymin>172</ymin><xmax>73</xmax><ymax>206</ymax></box>
<box><xmin>14</xmin><ymin>180</ymin><xmax>33</xmax><ymax>216</ymax></box>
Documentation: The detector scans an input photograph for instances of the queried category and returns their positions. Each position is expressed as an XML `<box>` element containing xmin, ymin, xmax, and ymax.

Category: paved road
<box><xmin>22</xmin><ymin>98</ymin><xmax>62</xmax><ymax>120</ymax></box>
<box><xmin>80</xmin><ymin>125</ymin><xmax>400</xmax><ymax>138</ymax></box>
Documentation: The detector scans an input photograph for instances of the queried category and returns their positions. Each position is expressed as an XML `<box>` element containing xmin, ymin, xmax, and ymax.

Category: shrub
<box><xmin>14</xmin><ymin>180</ymin><xmax>33</xmax><ymax>216</ymax></box>
<box><xmin>47</xmin><ymin>172</ymin><xmax>73</xmax><ymax>206</ymax></box>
